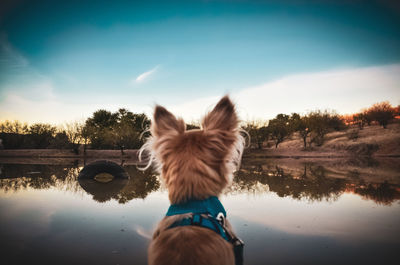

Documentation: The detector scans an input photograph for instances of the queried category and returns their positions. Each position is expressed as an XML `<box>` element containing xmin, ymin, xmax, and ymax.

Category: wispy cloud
<box><xmin>168</xmin><ymin>64</ymin><xmax>400</xmax><ymax>121</ymax></box>
<box><xmin>0</xmin><ymin>33</ymin><xmax>29</xmax><ymax>71</ymax></box>
<box><xmin>133</xmin><ymin>65</ymin><xmax>159</xmax><ymax>84</ymax></box>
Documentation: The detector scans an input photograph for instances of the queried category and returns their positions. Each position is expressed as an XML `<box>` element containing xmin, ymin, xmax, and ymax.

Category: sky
<box><xmin>0</xmin><ymin>0</ymin><xmax>399</xmax><ymax>124</ymax></box>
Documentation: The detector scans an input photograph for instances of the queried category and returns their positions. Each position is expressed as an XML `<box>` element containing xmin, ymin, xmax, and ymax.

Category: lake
<box><xmin>0</xmin><ymin>157</ymin><xmax>399</xmax><ymax>265</ymax></box>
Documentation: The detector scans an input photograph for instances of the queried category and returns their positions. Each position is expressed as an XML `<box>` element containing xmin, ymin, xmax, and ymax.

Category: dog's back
<box><xmin>142</xmin><ymin>96</ymin><xmax>244</xmax><ymax>265</ymax></box>
<box><xmin>149</xmin><ymin>224</ymin><xmax>235</xmax><ymax>265</ymax></box>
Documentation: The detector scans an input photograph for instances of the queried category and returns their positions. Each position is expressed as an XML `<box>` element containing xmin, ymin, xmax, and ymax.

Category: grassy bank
<box><xmin>245</xmin><ymin>123</ymin><xmax>400</xmax><ymax>158</ymax></box>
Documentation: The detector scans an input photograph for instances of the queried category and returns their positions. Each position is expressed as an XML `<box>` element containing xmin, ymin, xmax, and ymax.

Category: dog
<box><xmin>140</xmin><ymin>96</ymin><xmax>245</xmax><ymax>265</ymax></box>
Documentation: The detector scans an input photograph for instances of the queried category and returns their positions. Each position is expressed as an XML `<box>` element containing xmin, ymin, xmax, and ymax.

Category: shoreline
<box><xmin>242</xmin><ymin>149</ymin><xmax>400</xmax><ymax>159</ymax></box>
<box><xmin>0</xmin><ymin>149</ymin><xmax>139</xmax><ymax>159</ymax></box>
<box><xmin>0</xmin><ymin>148</ymin><xmax>399</xmax><ymax>160</ymax></box>
<box><xmin>0</xmin><ymin>149</ymin><xmax>143</xmax><ymax>166</ymax></box>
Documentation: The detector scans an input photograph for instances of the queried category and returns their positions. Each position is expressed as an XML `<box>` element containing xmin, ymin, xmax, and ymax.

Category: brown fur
<box><xmin>143</xmin><ymin>96</ymin><xmax>244</xmax><ymax>265</ymax></box>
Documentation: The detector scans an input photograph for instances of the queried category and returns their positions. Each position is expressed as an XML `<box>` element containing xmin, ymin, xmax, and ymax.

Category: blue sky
<box><xmin>0</xmin><ymin>0</ymin><xmax>399</xmax><ymax>124</ymax></box>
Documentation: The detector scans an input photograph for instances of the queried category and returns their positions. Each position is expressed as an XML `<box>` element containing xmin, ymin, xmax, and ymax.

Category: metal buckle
<box><xmin>216</xmin><ymin>212</ymin><xmax>225</xmax><ymax>226</ymax></box>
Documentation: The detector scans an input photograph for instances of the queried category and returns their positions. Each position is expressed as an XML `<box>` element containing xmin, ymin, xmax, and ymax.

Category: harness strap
<box><xmin>169</xmin><ymin>213</ymin><xmax>230</xmax><ymax>241</ymax></box>
<box><xmin>165</xmin><ymin>196</ymin><xmax>244</xmax><ymax>265</ymax></box>
<box><xmin>166</xmin><ymin>196</ymin><xmax>226</xmax><ymax>218</ymax></box>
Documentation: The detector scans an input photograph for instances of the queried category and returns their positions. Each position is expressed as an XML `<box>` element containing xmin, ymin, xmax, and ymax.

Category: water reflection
<box><xmin>0</xmin><ymin>158</ymin><xmax>399</xmax><ymax>205</ymax></box>
<box><xmin>235</xmin><ymin>158</ymin><xmax>400</xmax><ymax>205</ymax></box>
<box><xmin>234</xmin><ymin>164</ymin><xmax>346</xmax><ymax>202</ymax></box>
<box><xmin>0</xmin><ymin>163</ymin><xmax>160</xmax><ymax>203</ymax></box>
<box><xmin>78</xmin><ymin>178</ymin><xmax>129</xmax><ymax>203</ymax></box>
<box><xmin>0</xmin><ymin>158</ymin><xmax>399</xmax><ymax>265</ymax></box>
<box><xmin>0</xmin><ymin>164</ymin><xmax>81</xmax><ymax>193</ymax></box>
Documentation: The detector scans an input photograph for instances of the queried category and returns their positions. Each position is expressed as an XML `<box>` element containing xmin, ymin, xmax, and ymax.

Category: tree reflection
<box><xmin>232</xmin><ymin>160</ymin><xmax>400</xmax><ymax>205</ymax></box>
<box><xmin>233</xmin><ymin>163</ymin><xmax>346</xmax><ymax>202</ymax></box>
<box><xmin>0</xmin><ymin>163</ymin><xmax>159</xmax><ymax>203</ymax></box>
<box><xmin>1</xmin><ymin>160</ymin><xmax>399</xmax><ymax>205</ymax></box>
<box><xmin>78</xmin><ymin>166</ymin><xmax>160</xmax><ymax>203</ymax></box>
<box><xmin>354</xmin><ymin>181</ymin><xmax>400</xmax><ymax>205</ymax></box>
<box><xmin>78</xmin><ymin>178</ymin><xmax>129</xmax><ymax>202</ymax></box>
<box><xmin>113</xmin><ymin>166</ymin><xmax>160</xmax><ymax>203</ymax></box>
<box><xmin>0</xmin><ymin>164</ymin><xmax>81</xmax><ymax>192</ymax></box>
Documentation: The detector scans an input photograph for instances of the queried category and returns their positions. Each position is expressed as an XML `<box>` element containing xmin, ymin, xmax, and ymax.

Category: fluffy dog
<box><xmin>140</xmin><ymin>96</ymin><xmax>245</xmax><ymax>265</ymax></box>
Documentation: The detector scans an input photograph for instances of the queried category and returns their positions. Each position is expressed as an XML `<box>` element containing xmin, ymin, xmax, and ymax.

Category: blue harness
<box><xmin>166</xmin><ymin>196</ymin><xmax>244</xmax><ymax>265</ymax></box>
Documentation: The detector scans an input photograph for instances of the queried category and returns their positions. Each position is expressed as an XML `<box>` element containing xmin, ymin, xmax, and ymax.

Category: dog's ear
<box><xmin>152</xmin><ymin>105</ymin><xmax>185</xmax><ymax>137</ymax></box>
<box><xmin>202</xmin><ymin>96</ymin><xmax>238</xmax><ymax>131</ymax></box>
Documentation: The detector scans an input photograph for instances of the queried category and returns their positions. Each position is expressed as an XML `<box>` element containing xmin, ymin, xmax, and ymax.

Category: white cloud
<box><xmin>168</xmin><ymin>64</ymin><xmax>400</xmax><ymax>122</ymax></box>
<box><xmin>133</xmin><ymin>65</ymin><xmax>159</xmax><ymax>84</ymax></box>
<box><xmin>1</xmin><ymin>63</ymin><xmax>399</xmax><ymax>125</ymax></box>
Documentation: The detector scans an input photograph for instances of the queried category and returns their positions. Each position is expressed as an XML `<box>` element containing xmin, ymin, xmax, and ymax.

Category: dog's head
<box><xmin>141</xmin><ymin>96</ymin><xmax>244</xmax><ymax>204</ymax></box>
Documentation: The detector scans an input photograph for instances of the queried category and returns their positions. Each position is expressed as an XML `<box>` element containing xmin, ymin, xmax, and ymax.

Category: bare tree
<box><xmin>64</xmin><ymin>121</ymin><xmax>84</xmax><ymax>154</ymax></box>
<box><xmin>0</xmin><ymin>120</ymin><xmax>28</xmax><ymax>134</ymax></box>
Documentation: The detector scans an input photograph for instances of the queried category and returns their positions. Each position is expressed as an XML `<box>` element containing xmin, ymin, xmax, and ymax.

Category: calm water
<box><xmin>0</xmin><ymin>157</ymin><xmax>399</xmax><ymax>265</ymax></box>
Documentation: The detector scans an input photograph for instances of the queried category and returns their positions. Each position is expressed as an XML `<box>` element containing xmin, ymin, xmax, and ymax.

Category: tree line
<box><xmin>244</xmin><ymin>101</ymin><xmax>399</xmax><ymax>149</ymax></box>
<box><xmin>243</xmin><ymin>110</ymin><xmax>345</xmax><ymax>149</ymax></box>
<box><xmin>342</xmin><ymin>101</ymin><xmax>399</xmax><ymax>129</ymax></box>
<box><xmin>0</xmin><ymin>108</ymin><xmax>150</xmax><ymax>154</ymax></box>
<box><xmin>0</xmin><ymin>101</ymin><xmax>399</xmax><ymax>152</ymax></box>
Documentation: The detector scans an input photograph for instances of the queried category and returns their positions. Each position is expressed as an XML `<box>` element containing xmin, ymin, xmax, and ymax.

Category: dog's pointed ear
<box><xmin>152</xmin><ymin>105</ymin><xmax>185</xmax><ymax>136</ymax></box>
<box><xmin>202</xmin><ymin>96</ymin><xmax>238</xmax><ymax>131</ymax></box>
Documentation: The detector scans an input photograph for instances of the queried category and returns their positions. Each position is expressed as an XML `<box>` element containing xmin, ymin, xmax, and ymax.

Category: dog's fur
<box><xmin>141</xmin><ymin>96</ymin><xmax>245</xmax><ymax>265</ymax></box>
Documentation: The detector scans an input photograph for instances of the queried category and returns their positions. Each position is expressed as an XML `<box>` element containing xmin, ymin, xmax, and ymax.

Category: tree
<box><xmin>307</xmin><ymin>111</ymin><xmax>330</xmax><ymax>147</ymax></box>
<box><xmin>28</xmin><ymin>123</ymin><xmax>57</xmax><ymax>148</ymax></box>
<box><xmin>49</xmin><ymin>131</ymin><xmax>70</xmax><ymax>149</ymax></box>
<box><xmin>367</xmin><ymin>101</ymin><xmax>395</xmax><ymax>128</ymax></box>
<box><xmin>0</xmin><ymin>120</ymin><xmax>28</xmax><ymax>134</ymax></box>
<box><xmin>327</xmin><ymin>112</ymin><xmax>345</xmax><ymax>131</ymax></box>
<box><xmin>84</xmin><ymin>109</ymin><xmax>118</xmax><ymax>149</ymax></box>
<box><xmin>64</xmin><ymin>121</ymin><xmax>84</xmax><ymax>154</ymax></box>
<box><xmin>243</xmin><ymin>120</ymin><xmax>269</xmax><ymax>149</ymax></box>
<box><xmin>362</xmin><ymin>109</ymin><xmax>373</xmax><ymax>126</ymax></box>
<box><xmin>395</xmin><ymin>105</ymin><xmax>400</xmax><ymax>116</ymax></box>
<box><xmin>353</xmin><ymin>113</ymin><xmax>367</xmax><ymax>129</ymax></box>
<box><xmin>80</xmin><ymin>124</ymin><xmax>94</xmax><ymax>155</ymax></box>
<box><xmin>114</xmin><ymin>109</ymin><xmax>150</xmax><ymax>154</ymax></box>
<box><xmin>0</xmin><ymin>120</ymin><xmax>30</xmax><ymax>149</ymax></box>
<box><xmin>307</xmin><ymin>110</ymin><xmax>345</xmax><ymax>147</ymax></box>
<box><xmin>83</xmin><ymin>108</ymin><xmax>150</xmax><ymax>151</ymax></box>
<box><xmin>268</xmin><ymin>114</ymin><xmax>290</xmax><ymax>148</ymax></box>
<box><xmin>114</xmin><ymin>109</ymin><xmax>134</xmax><ymax>155</ymax></box>
<box><xmin>289</xmin><ymin>113</ymin><xmax>310</xmax><ymax>149</ymax></box>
